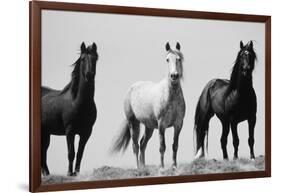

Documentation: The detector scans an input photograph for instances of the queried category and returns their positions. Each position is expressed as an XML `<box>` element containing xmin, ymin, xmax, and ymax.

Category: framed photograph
<box><xmin>30</xmin><ymin>1</ymin><xmax>271</xmax><ymax>192</ymax></box>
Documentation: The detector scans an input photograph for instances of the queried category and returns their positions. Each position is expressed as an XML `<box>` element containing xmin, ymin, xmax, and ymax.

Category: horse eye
<box><xmin>178</xmin><ymin>58</ymin><xmax>181</xmax><ymax>62</ymax></box>
<box><xmin>166</xmin><ymin>58</ymin><xmax>169</xmax><ymax>62</ymax></box>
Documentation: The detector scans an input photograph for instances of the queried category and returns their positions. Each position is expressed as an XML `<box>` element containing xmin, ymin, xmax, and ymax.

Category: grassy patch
<box><xmin>42</xmin><ymin>155</ymin><xmax>265</xmax><ymax>185</ymax></box>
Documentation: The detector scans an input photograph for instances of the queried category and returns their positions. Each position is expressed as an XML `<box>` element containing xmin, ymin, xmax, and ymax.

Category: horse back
<box><xmin>41</xmin><ymin>86</ymin><xmax>59</xmax><ymax>97</ymax></box>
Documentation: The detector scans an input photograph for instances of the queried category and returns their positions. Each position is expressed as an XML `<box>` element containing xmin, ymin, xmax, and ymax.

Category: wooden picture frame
<box><xmin>30</xmin><ymin>1</ymin><xmax>271</xmax><ymax>192</ymax></box>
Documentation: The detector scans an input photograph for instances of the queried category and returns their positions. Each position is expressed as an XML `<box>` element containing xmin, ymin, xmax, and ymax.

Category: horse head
<box><xmin>238</xmin><ymin>40</ymin><xmax>256</xmax><ymax>77</ymax></box>
<box><xmin>79</xmin><ymin>42</ymin><xmax>99</xmax><ymax>82</ymax></box>
<box><xmin>165</xmin><ymin>42</ymin><xmax>184</xmax><ymax>84</ymax></box>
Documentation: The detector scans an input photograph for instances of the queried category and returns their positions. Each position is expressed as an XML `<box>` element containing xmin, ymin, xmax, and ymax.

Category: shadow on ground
<box><xmin>42</xmin><ymin>155</ymin><xmax>265</xmax><ymax>185</ymax></box>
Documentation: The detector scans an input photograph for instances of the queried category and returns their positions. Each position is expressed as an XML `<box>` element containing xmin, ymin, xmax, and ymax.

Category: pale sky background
<box><xmin>42</xmin><ymin>10</ymin><xmax>265</xmax><ymax>175</ymax></box>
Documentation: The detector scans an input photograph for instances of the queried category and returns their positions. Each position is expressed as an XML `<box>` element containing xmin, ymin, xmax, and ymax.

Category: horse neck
<box><xmin>229</xmin><ymin>72</ymin><xmax>253</xmax><ymax>95</ymax></box>
<box><xmin>73</xmin><ymin>75</ymin><xmax>95</xmax><ymax>106</ymax></box>
<box><xmin>163</xmin><ymin>77</ymin><xmax>182</xmax><ymax>100</ymax></box>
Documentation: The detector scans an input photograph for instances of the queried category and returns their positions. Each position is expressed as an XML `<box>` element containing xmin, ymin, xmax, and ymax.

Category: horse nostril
<box><xmin>171</xmin><ymin>73</ymin><xmax>179</xmax><ymax>80</ymax></box>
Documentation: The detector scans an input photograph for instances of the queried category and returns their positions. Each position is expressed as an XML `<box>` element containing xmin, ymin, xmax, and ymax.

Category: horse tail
<box><xmin>194</xmin><ymin>80</ymin><xmax>215</xmax><ymax>157</ymax></box>
<box><xmin>111</xmin><ymin>119</ymin><xmax>131</xmax><ymax>153</ymax></box>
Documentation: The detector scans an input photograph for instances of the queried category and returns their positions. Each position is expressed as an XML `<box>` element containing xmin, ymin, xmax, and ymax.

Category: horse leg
<box><xmin>74</xmin><ymin>133</ymin><xmax>91</xmax><ymax>175</ymax></box>
<box><xmin>220</xmin><ymin>121</ymin><xmax>230</xmax><ymax>160</ymax></box>
<box><xmin>66</xmin><ymin>132</ymin><xmax>75</xmax><ymax>176</ymax></box>
<box><xmin>139</xmin><ymin>127</ymin><xmax>153</xmax><ymax>168</ymax></box>
<box><xmin>248</xmin><ymin>116</ymin><xmax>256</xmax><ymax>159</ymax></box>
<box><xmin>129</xmin><ymin>120</ymin><xmax>140</xmax><ymax>168</ymax></box>
<box><xmin>41</xmin><ymin>132</ymin><xmax>50</xmax><ymax>176</ymax></box>
<box><xmin>158</xmin><ymin>127</ymin><xmax>166</xmax><ymax>168</ymax></box>
<box><xmin>172</xmin><ymin>122</ymin><xmax>183</xmax><ymax>168</ymax></box>
<box><xmin>231</xmin><ymin>122</ymin><xmax>239</xmax><ymax>159</ymax></box>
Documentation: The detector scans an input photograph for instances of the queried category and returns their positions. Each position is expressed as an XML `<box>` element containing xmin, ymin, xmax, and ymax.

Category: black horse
<box><xmin>41</xmin><ymin>42</ymin><xmax>98</xmax><ymax>176</ymax></box>
<box><xmin>194</xmin><ymin>41</ymin><xmax>257</xmax><ymax>160</ymax></box>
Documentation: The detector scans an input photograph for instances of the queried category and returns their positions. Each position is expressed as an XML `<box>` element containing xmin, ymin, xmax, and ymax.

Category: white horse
<box><xmin>112</xmin><ymin>42</ymin><xmax>186</xmax><ymax>169</ymax></box>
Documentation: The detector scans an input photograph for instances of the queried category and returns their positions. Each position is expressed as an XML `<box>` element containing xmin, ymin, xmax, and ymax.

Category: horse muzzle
<box><xmin>170</xmin><ymin>73</ymin><xmax>179</xmax><ymax>82</ymax></box>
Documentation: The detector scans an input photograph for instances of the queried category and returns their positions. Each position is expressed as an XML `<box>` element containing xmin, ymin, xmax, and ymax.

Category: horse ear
<box><xmin>176</xmin><ymin>42</ymin><xmax>181</xmax><ymax>50</ymax></box>
<box><xmin>92</xmin><ymin>42</ymin><xmax>97</xmax><ymax>52</ymax></box>
<box><xmin>240</xmin><ymin>41</ymin><xmax>244</xmax><ymax>49</ymax></box>
<box><xmin>248</xmin><ymin>41</ymin><xmax>253</xmax><ymax>49</ymax></box>
<box><xmin>165</xmin><ymin>42</ymin><xmax>170</xmax><ymax>51</ymax></box>
<box><xmin>81</xmin><ymin>42</ymin><xmax>86</xmax><ymax>53</ymax></box>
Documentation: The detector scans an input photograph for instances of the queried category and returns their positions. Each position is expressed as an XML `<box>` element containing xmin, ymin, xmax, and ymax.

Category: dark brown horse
<box><xmin>41</xmin><ymin>42</ymin><xmax>98</xmax><ymax>176</ymax></box>
<box><xmin>194</xmin><ymin>41</ymin><xmax>257</xmax><ymax>160</ymax></box>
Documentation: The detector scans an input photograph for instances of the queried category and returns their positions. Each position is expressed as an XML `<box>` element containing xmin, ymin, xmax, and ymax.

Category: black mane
<box><xmin>60</xmin><ymin>57</ymin><xmax>81</xmax><ymax>98</ymax></box>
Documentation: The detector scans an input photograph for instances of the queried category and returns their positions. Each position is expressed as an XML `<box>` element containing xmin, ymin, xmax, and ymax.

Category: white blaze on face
<box><xmin>166</xmin><ymin>52</ymin><xmax>181</xmax><ymax>77</ymax></box>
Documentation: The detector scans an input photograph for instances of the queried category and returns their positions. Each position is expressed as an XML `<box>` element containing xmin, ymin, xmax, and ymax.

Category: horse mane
<box><xmin>60</xmin><ymin>57</ymin><xmax>81</xmax><ymax>98</ymax></box>
<box><xmin>228</xmin><ymin>47</ymin><xmax>257</xmax><ymax>91</ymax></box>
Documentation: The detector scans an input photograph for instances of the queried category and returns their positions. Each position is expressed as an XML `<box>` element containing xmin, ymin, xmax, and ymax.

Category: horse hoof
<box><xmin>42</xmin><ymin>173</ymin><xmax>49</xmax><ymax>177</ymax></box>
<box><xmin>194</xmin><ymin>155</ymin><xmax>204</xmax><ymax>160</ymax></box>
<box><xmin>138</xmin><ymin>165</ymin><xmax>145</xmax><ymax>170</ymax></box>
<box><xmin>73</xmin><ymin>171</ymin><xmax>79</xmax><ymax>176</ymax></box>
<box><xmin>233</xmin><ymin>156</ymin><xmax>239</xmax><ymax>160</ymax></box>
<box><xmin>42</xmin><ymin>170</ymin><xmax>50</xmax><ymax>177</ymax></box>
<box><xmin>195</xmin><ymin>148</ymin><xmax>205</xmax><ymax>159</ymax></box>
<box><xmin>67</xmin><ymin>172</ymin><xmax>74</xmax><ymax>177</ymax></box>
<box><xmin>159</xmin><ymin>167</ymin><xmax>165</xmax><ymax>173</ymax></box>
